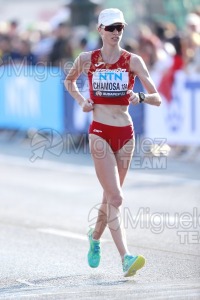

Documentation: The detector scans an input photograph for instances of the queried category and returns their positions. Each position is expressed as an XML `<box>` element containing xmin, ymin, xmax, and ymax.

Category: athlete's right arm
<box><xmin>64</xmin><ymin>52</ymin><xmax>94</xmax><ymax>112</ymax></box>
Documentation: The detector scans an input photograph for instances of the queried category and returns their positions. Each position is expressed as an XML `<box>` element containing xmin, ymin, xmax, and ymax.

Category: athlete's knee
<box><xmin>107</xmin><ymin>193</ymin><xmax>123</xmax><ymax>208</ymax></box>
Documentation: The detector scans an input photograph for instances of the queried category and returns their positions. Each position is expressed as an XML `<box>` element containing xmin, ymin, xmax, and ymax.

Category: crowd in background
<box><xmin>0</xmin><ymin>4</ymin><xmax>200</xmax><ymax>160</ymax></box>
<box><xmin>0</xmin><ymin>4</ymin><xmax>199</xmax><ymax>78</ymax></box>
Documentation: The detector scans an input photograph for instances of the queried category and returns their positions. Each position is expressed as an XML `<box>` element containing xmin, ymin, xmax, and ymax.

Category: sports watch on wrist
<box><xmin>138</xmin><ymin>92</ymin><xmax>145</xmax><ymax>103</ymax></box>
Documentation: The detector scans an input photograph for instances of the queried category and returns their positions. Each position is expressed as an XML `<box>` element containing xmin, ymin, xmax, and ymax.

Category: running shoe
<box><xmin>87</xmin><ymin>228</ymin><xmax>101</xmax><ymax>268</ymax></box>
<box><xmin>123</xmin><ymin>254</ymin><xmax>145</xmax><ymax>277</ymax></box>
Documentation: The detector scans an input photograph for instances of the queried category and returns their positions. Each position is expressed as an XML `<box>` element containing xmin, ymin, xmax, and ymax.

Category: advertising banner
<box><xmin>145</xmin><ymin>71</ymin><xmax>200</xmax><ymax>145</ymax></box>
<box><xmin>0</xmin><ymin>66</ymin><xmax>64</xmax><ymax>132</ymax></box>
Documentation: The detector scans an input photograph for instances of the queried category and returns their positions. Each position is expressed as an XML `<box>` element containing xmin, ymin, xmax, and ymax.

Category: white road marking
<box><xmin>37</xmin><ymin>228</ymin><xmax>87</xmax><ymax>240</ymax></box>
<box><xmin>37</xmin><ymin>228</ymin><xmax>108</xmax><ymax>242</ymax></box>
<box><xmin>16</xmin><ymin>279</ymin><xmax>36</xmax><ymax>286</ymax></box>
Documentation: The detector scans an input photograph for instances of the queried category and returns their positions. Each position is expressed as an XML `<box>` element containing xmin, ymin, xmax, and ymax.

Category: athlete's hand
<box><xmin>81</xmin><ymin>99</ymin><xmax>94</xmax><ymax>112</ymax></box>
<box><xmin>127</xmin><ymin>90</ymin><xmax>140</xmax><ymax>105</ymax></box>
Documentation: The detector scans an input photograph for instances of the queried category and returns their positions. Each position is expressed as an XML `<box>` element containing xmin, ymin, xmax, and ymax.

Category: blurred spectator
<box><xmin>138</xmin><ymin>34</ymin><xmax>159</xmax><ymax>69</ymax></box>
<box><xmin>124</xmin><ymin>38</ymin><xmax>139</xmax><ymax>54</ymax></box>
<box><xmin>7</xmin><ymin>20</ymin><xmax>19</xmax><ymax>39</ymax></box>
<box><xmin>0</xmin><ymin>4</ymin><xmax>199</xmax><ymax>74</ymax></box>
<box><xmin>0</xmin><ymin>34</ymin><xmax>22</xmax><ymax>64</ymax></box>
<box><xmin>136</xmin><ymin>24</ymin><xmax>175</xmax><ymax>98</ymax></box>
<box><xmin>72</xmin><ymin>37</ymin><xmax>88</xmax><ymax>59</ymax></box>
<box><xmin>0</xmin><ymin>34</ymin><xmax>11</xmax><ymax>62</ymax></box>
<box><xmin>18</xmin><ymin>40</ymin><xmax>37</xmax><ymax>65</ymax></box>
<box><xmin>32</xmin><ymin>28</ymin><xmax>55</xmax><ymax>65</ymax></box>
<box><xmin>0</xmin><ymin>34</ymin><xmax>37</xmax><ymax>65</ymax></box>
<box><xmin>48</xmin><ymin>22</ymin><xmax>73</xmax><ymax>67</ymax></box>
<box><xmin>154</xmin><ymin>21</ymin><xmax>184</xmax><ymax>102</ymax></box>
<box><xmin>182</xmin><ymin>12</ymin><xmax>200</xmax><ymax>73</ymax></box>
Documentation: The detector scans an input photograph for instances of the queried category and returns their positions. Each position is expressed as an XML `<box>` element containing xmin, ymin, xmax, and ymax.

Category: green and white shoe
<box><xmin>87</xmin><ymin>228</ymin><xmax>101</xmax><ymax>268</ymax></box>
<box><xmin>123</xmin><ymin>254</ymin><xmax>145</xmax><ymax>277</ymax></box>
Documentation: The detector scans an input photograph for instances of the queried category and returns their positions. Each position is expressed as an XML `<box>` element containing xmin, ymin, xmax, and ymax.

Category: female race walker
<box><xmin>65</xmin><ymin>8</ymin><xmax>161</xmax><ymax>277</ymax></box>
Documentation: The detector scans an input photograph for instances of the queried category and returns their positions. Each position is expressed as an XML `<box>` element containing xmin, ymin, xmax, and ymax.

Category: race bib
<box><xmin>92</xmin><ymin>68</ymin><xmax>128</xmax><ymax>97</ymax></box>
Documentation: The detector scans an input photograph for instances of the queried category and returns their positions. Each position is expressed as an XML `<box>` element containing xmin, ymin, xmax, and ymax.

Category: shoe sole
<box><xmin>124</xmin><ymin>255</ymin><xmax>146</xmax><ymax>277</ymax></box>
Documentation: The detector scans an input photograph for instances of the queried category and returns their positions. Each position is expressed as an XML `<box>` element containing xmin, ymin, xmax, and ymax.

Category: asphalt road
<box><xmin>0</xmin><ymin>138</ymin><xmax>200</xmax><ymax>299</ymax></box>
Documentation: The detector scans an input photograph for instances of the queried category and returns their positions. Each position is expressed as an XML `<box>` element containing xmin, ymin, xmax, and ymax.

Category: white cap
<box><xmin>98</xmin><ymin>8</ymin><xmax>127</xmax><ymax>26</ymax></box>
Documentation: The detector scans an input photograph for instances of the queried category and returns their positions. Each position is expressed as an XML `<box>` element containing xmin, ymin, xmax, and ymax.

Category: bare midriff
<box><xmin>92</xmin><ymin>104</ymin><xmax>132</xmax><ymax>127</ymax></box>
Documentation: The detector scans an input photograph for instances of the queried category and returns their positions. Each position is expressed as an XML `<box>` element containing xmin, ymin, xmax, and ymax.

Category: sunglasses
<box><xmin>101</xmin><ymin>24</ymin><xmax>125</xmax><ymax>32</ymax></box>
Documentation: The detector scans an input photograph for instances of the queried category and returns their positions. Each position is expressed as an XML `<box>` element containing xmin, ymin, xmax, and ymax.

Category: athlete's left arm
<box><xmin>130</xmin><ymin>54</ymin><xmax>162</xmax><ymax>106</ymax></box>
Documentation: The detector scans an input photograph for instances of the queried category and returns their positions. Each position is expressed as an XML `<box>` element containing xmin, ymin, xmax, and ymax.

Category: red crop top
<box><xmin>87</xmin><ymin>49</ymin><xmax>135</xmax><ymax>106</ymax></box>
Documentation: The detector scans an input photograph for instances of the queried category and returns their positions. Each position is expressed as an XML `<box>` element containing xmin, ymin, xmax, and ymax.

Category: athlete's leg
<box><xmin>114</xmin><ymin>138</ymin><xmax>135</xmax><ymax>259</ymax></box>
<box><xmin>92</xmin><ymin>191</ymin><xmax>108</xmax><ymax>240</ymax></box>
<box><xmin>89</xmin><ymin>134</ymin><xmax>134</xmax><ymax>258</ymax></box>
<box><xmin>93</xmin><ymin>139</ymin><xmax>135</xmax><ymax>241</ymax></box>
